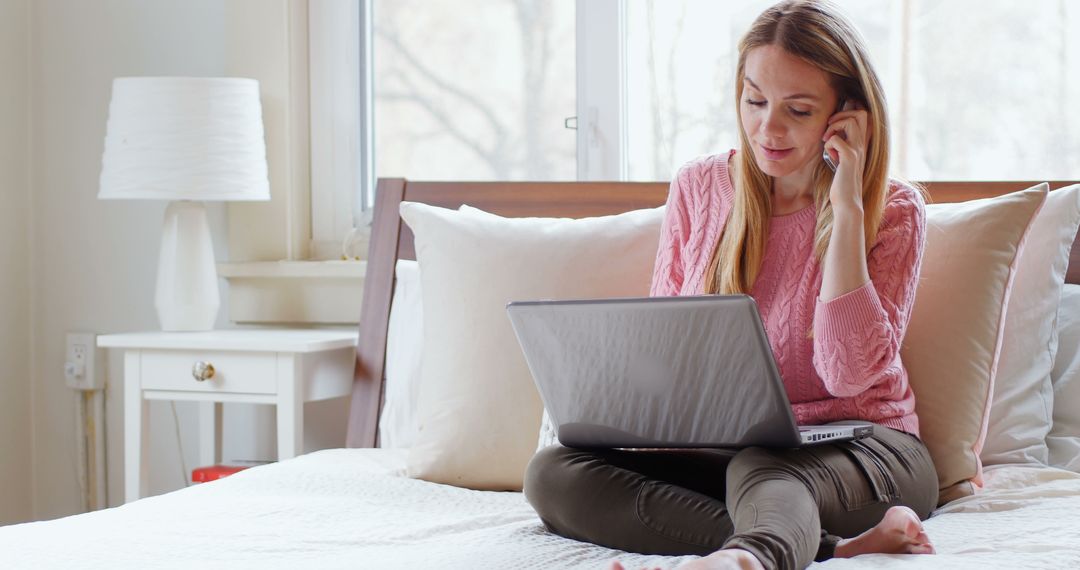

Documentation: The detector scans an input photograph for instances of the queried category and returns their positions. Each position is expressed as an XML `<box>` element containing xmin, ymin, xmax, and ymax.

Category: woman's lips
<box><xmin>760</xmin><ymin>145</ymin><xmax>793</xmax><ymax>160</ymax></box>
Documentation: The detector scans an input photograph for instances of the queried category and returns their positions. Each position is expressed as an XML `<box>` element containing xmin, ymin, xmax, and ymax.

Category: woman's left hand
<box><xmin>822</xmin><ymin>103</ymin><xmax>871</xmax><ymax>211</ymax></box>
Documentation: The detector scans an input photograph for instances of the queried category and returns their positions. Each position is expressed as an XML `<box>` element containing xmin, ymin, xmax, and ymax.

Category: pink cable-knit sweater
<box><xmin>651</xmin><ymin>150</ymin><xmax>925</xmax><ymax>436</ymax></box>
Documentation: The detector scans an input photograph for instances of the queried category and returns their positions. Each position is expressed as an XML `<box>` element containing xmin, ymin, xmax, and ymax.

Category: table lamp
<box><xmin>99</xmin><ymin>77</ymin><xmax>270</xmax><ymax>331</ymax></box>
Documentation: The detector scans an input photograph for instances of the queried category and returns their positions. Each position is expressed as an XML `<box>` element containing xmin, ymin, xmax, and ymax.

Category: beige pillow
<box><xmin>904</xmin><ymin>183</ymin><xmax>1047</xmax><ymax>505</ymax></box>
<box><xmin>399</xmin><ymin>201</ymin><xmax>664</xmax><ymax>490</ymax></box>
<box><xmin>982</xmin><ymin>184</ymin><xmax>1080</xmax><ymax>466</ymax></box>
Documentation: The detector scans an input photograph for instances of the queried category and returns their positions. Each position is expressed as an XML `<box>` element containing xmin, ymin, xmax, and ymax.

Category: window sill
<box><xmin>218</xmin><ymin>261</ymin><xmax>366</xmax><ymax>325</ymax></box>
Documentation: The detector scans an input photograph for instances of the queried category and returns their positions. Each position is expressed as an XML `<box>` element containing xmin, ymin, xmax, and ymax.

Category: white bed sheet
<box><xmin>4</xmin><ymin>449</ymin><xmax>1080</xmax><ymax>569</ymax></box>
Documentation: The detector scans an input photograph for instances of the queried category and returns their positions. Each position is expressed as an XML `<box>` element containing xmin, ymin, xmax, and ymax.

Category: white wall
<box><xmin>28</xmin><ymin>0</ymin><xmax>347</xmax><ymax>521</ymax></box>
<box><xmin>30</xmin><ymin>0</ymin><xmax>227</xmax><ymax>520</ymax></box>
<box><xmin>0</xmin><ymin>0</ymin><xmax>33</xmax><ymax>526</ymax></box>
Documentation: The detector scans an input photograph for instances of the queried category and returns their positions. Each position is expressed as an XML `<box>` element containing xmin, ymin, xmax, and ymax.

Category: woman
<box><xmin>524</xmin><ymin>2</ymin><xmax>939</xmax><ymax>569</ymax></box>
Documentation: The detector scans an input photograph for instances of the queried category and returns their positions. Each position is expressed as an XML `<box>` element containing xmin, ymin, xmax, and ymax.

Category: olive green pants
<box><xmin>524</xmin><ymin>423</ymin><xmax>938</xmax><ymax>570</ymax></box>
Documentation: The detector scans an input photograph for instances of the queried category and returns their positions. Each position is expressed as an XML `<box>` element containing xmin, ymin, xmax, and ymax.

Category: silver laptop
<box><xmin>506</xmin><ymin>295</ymin><xmax>872</xmax><ymax>448</ymax></box>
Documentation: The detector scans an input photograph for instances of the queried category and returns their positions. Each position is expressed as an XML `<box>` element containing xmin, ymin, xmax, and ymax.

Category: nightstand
<box><xmin>98</xmin><ymin>329</ymin><xmax>358</xmax><ymax>503</ymax></box>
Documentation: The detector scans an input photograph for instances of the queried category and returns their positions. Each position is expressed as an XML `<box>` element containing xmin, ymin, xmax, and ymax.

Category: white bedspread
<box><xmin>4</xmin><ymin>449</ymin><xmax>1080</xmax><ymax>569</ymax></box>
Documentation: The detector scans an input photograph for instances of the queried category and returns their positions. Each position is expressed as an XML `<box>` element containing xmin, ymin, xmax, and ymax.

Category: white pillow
<box><xmin>380</xmin><ymin>204</ymin><xmax>540</xmax><ymax>449</ymax></box>
<box><xmin>982</xmin><ymin>184</ymin><xmax>1080</xmax><ymax>466</ymax></box>
<box><xmin>1048</xmin><ymin>283</ymin><xmax>1080</xmax><ymax>471</ymax></box>
<box><xmin>378</xmin><ymin>259</ymin><xmax>423</xmax><ymax>449</ymax></box>
<box><xmin>399</xmin><ymin>201</ymin><xmax>664</xmax><ymax>490</ymax></box>
<box><xmin>381</xmin><ymin>207</ymin><xmax>603</xmax><ymax>453</ymax></box>
<box><xmin>537</xmin><ymin>409</ymin><xmax>558</xmax><ymax>450</ymax></box>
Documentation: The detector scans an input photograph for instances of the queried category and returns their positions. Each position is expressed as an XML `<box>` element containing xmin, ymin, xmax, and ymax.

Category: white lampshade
<box><xmin>99</xmin><ymin>77</ymin><xmax>270</xmax><ymax>201</ymax></box>
<box><xmin>98</xmin><ymin>77</ymin><xmax>270</xmax><ymax>331</ymax></box>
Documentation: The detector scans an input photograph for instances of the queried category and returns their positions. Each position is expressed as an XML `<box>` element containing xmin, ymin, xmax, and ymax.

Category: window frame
<box><xmin>308</xmin><ymin>0</ymin><xmax>373</xmax><ymax>260</ymax></box>
<box><xmin>576</xmin><ymin>0</ymin><xmax>629</xmax><ymax>182</ymax></box>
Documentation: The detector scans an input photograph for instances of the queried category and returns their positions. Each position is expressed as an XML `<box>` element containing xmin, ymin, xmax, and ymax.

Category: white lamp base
<box><xmin>155</xmin><ymin>201</ymin><xmax>220</xmax><ymax>331</ymax></box>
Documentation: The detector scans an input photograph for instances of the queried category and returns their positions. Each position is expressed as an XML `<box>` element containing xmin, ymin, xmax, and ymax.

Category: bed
<box><xmin>6</xmin><ymin>176</ymin><xmax>1080</xmax><ymax>569</ymax></box>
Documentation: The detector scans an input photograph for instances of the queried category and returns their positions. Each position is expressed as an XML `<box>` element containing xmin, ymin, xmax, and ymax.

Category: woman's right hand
<box><xmin>822</xmin><ymin>100</ymin><xmax>871</xmax><ymax>211</ymax></box>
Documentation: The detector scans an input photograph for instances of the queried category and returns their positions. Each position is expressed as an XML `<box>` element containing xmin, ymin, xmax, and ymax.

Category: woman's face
<box><xmin>740</xmin><ymin>44</ymin><xmax>840</xmax><ymax>183</ymax></box>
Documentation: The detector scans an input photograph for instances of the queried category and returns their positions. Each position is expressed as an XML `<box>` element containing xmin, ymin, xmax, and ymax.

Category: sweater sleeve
<box><xmin>650</xmin><ymin>167</ymin><xmax>693</xmax><ymax>297</ymax></box>
<box><xmin>811</xmin><ymin>184</ymin><xmax>927</xmax><ymax>398</ymax></box>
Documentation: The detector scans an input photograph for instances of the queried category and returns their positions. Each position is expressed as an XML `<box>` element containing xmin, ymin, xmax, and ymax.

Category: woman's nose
<box><xmin>760</xmin><ymin>109</ymin><xmax>786</xmax><ymax>138</ymax></box>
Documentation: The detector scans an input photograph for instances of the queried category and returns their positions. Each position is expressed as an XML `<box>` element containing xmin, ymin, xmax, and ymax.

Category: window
<box><xmin>309</xmin><ymin>0</ymin><xmax>1080</xmax><ymax>255</ymax></box>
<box><xmin>623</xmin><ymin>0</ymin><xmax>1080</xmax><ymax>181</ymax></box>
<box><xmin>624</xmin><ymin>0</ymin><xmax>899</xmax><ymax>180</ymax></box>
<box><xmin>902</xmin><ymin>0</ymin><xmax>1079</xmax><ymax>180</ymax></box>
<box><xmin>373</xmin><ymin>0</ymin><xmax>577</xmax><ymax>183</ymax></box>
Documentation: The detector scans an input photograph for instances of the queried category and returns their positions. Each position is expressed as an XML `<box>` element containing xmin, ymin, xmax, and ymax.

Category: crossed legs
<box><xmin>524</xmin><ymin>425</ymin><xmax>938</xmax><ymax>570</ymax></box>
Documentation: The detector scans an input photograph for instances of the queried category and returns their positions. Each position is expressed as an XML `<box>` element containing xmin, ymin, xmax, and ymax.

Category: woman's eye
<box><xmin>747</xmin><ymin>99</ymin><xmax>812</xmax><ymax>117</ymax></box>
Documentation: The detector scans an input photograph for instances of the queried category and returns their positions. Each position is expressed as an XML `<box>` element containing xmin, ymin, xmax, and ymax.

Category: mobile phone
<box><xmin>822</xmin><ymin>99</ymin><xmax>853</xmax><ymax>171</ymax></box>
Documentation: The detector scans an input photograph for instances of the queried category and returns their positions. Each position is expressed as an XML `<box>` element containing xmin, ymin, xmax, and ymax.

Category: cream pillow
<box><xmin>903</xmin><ymin>183</ymin><xmax>1047</xmax><ymax>505</ymax></box>
<box><xmin>982</xmin><ymin>184</ymin><xmax>1080</xmax><ymax>466</ymax></box>
<box><xmin>399</xmin><ymin>201</ymin><xmax>664</xmax><ymax>490</ymax></box>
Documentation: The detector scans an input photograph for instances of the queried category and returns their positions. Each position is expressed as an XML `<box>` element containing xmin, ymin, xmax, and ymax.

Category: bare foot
<box><xmin>835</xmin><ymin>506</ymin><xmax>935</xmax><ymax>557</ymax></box>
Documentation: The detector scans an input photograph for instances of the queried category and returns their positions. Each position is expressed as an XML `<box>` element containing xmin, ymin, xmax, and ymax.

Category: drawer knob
<box><xmin>192</xmin><ymin>361</ymin><xmax>216</xmax><ymax>382</ymax></box>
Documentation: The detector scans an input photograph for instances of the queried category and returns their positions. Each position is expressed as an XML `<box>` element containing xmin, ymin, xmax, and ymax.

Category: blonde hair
<box><xmin>704</xmin><ymin>0</ymin><xmax>923</xmax><ymax>296</ymax></box>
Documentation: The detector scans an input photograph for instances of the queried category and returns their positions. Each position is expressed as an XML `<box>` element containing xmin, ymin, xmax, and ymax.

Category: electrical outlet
<box><xmin>65</xmin><ymin>332</ymin><xmax>105</xmax><ymax>391</ymax></box>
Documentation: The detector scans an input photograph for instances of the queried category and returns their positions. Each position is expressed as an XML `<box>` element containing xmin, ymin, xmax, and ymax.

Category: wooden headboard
<box><xmin>345</xmin><ymin>177</ymin><xmax>1080</xmax><ymax>448</ymax></box>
